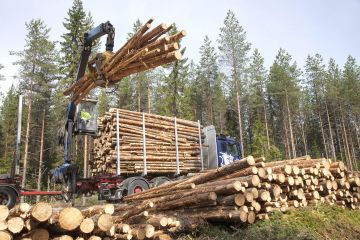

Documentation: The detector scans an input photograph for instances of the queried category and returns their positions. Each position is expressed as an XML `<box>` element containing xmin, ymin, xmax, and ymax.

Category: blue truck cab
<box><xmin>202</xmin><ymin>125</ymin><xmax>243</xmax><ymax>169</ymax></box>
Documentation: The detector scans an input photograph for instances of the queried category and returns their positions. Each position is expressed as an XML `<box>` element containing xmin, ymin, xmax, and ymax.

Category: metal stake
<box><xmin>116</xmin><ymin>109</ymin><xmax>121</xmax><ymax>175</ymax></box>
<box><xmin>142</xmin><ymin>112</ymin><xmax>147</xmax><ymax>176</ymax></box>
<box><xmin>198</xmin><ymin>120</ymin><xmax>204</xmax><ymax>171</ymax></box>
<box><xmin>174</xmin><ymin>117</ymin><xmax>180</xmax><ymax>175</ymax></box>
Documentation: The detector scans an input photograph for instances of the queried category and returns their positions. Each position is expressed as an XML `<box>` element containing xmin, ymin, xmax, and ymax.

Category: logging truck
<box><xmin>0</xmin><ymin>20</ymin><xmax>242</xmax><ymax>208</ymax></box>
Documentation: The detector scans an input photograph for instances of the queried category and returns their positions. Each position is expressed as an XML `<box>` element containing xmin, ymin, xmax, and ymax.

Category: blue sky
<box><xmin>0</xmin><ymin>0</ymin><xmax>359</xmax><ymax>94</ymax></box>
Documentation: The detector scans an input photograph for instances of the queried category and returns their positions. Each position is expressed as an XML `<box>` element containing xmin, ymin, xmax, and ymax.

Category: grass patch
<box><xmin>181</xmin><ymin>204</ymin><xmax>360</xmax><ymax>240</ymax></box>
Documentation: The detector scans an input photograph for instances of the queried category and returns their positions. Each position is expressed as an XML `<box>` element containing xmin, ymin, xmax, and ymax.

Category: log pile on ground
<box><xmin>63</xmin><ymin>18</ymin><xmax>186</xmax><ymax>104</ymax></box>
<box><xmin>91</xmin><ymin>108</ymin><xmax>203</xmax><ymax>176</ymax></box>
<box><xmin>1</xmin><ymin>156</ymin><xmax>360</xmax><ymax>239</ymax></box>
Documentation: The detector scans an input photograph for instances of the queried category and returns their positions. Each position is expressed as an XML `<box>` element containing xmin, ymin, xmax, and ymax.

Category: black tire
<box><xmin>127</xmin><ymin>178</ymin><xmax>149</xmax><ymax>196</ymax></box>
<box><xmin>149</xmin><ymin>177</ymin><xmax>171</xmax><ymax>188</ymax></box>
<box><xmin>0</xmin><ymin>187</ymin><xmax>17</xmax><ymax>209</ymax></box>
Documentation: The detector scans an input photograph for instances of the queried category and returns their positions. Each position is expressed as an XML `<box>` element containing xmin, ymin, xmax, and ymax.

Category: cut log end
<box><xmin>174</xmin><ymin>51</ymin><xmax>182</xmax><ymax>60</ymax></box>
<box><xmin>0</xmin><ymin>231</ymin><xmax>12</xmax><ymax>240</ymax></box>
<box><xmin>0</xmin><ymin>206</ymin><xmax>9</xmax><ymax>222</ymax></box>
<box><xmin>80</xmin><ymin>218</ymin><xmax>94</xmax><ymax>234</ymax></box>
<box><xmin>59</xmin><ymin>207</ymin><xmax>84</xmax><ymax>231</ymax></box>
<box><xmin>97</xmin><ymin>214</ymin><xmax>113</xmax><ymax>232</ymax></box>
<box><xmin>7</xmin><ymin>217</ymin><xmax>24</xmax><ymax>234</ymax></box>
<box><xmin>31</xmin><ymin>202</ymin><xmax>53</xmax><ymax>222</ymax></box>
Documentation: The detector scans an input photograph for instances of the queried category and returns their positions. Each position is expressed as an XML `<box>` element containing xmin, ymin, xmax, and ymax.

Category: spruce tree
<box><xmin>196</xmin><ymin>35</ymin><xmax>224</xmax><ymax>127</ymax></box>
<box><xmin>123</xmin><ymin>19</ymin><xmax>153</xmax><ymax>112</ymax></box>
<box><xmin>0</xmin><ymin>64</ymin><xmax>4</xmax><ymax>82</ymax></box>
<box><xmin>159</xmin><ymin>24</ymin><xmax>189</xmax><ymax>118</ymax></box>
<box><xmin>248</xmin><ymin>49</ymin><xmax>270</xmax><ymax>149</ymax></box>
<box><xmin>218</xmin><ymin>10</ymin><xmax>251</xmax><ymax>156</ymax></box>
<box><xmin>0</xmin><ymin>85</ymin><xmax>19</xmax><ymax>173</ymax></box>
<box><xmin>59</xmin><ymin>0</ymin><xmax>94</xmax><ymax>85</ymax></box>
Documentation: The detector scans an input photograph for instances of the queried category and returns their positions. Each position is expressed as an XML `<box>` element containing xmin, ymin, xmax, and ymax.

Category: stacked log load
<box><xmin>2</xmin><ymin>156</ymin><xmax>360</xmax><ymax>239</ymax></box>
<box><xmin>63</xmin><ymin>18</ymin><xmax>187</xmax><ymax>105</ymax></box>
<box><xmin>91</xmin><ymin>108</ymin><xmax>203</xmax><ymax>176</ymax></box>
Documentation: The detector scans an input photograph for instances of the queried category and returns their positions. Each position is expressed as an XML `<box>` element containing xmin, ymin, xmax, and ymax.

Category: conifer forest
<box><xmin>0</xmin><ymin>0</ymin><xmax>359</xmax><ymax>190</ymax></box>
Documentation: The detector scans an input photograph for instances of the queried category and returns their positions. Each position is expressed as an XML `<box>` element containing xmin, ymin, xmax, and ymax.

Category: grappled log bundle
<box><xmin>2</xmin><ymin>156</ymin><xmax>360</xmax><ymax>239</ymax></box>
<box><xmin>63</xmin><ymin>18</ymin><xmax>187</xmax><ymax>104</ymax></box>
<box><xmin>91</xmin><ymin>108</ymin><xmax>203</xmax><ymax>176</ymax></box>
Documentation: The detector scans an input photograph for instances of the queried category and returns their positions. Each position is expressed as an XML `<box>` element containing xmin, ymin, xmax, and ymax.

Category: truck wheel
<box><xmin>0</xmin><ymin>187</ymin><xmax>16</xmax><ymax>209</ymax></box>
<box><xmin>127</xmin><ymin>178</ymin><xmax>149</xmax><ymax>196</ymax></box>
<box><xmin>149</xmin><ymin>177</ymin><xmax>171</xmax><ymax>188</ymax></box>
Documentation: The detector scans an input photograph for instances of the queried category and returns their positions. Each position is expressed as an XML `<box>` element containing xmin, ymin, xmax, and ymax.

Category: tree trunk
<box><xmin>355</xmin><ymin>116</ymin><xmax>360</xmax><ymax>158</ymax></box>
<box><xmin>340</xmin><ymin>105</ymin><xmax>352</xmax><ymax>170</ymax></box>
<box><xmin>234</xmin><ymin>76</ymin><xmax>244</xmax><ymax>158</ymax></box>
<box><xmin>283</xmin><ymin>117</ymin><xmax>291</xmax><ymax>159</ymax></box>
<box><xmin>285</xmin><ymin>91</ymin><xmax>296</xmax><ymax>158</ymax></box>
<box><xmin>333</xmin><ymin>107</ymin><xmax>344</xmax><ymax>162</ymax></box>
<box><xmin>339</xmin><ymin>119</ymin><xmax>350</xmax><ymax>168</ymax></box>
<box><xmin>148</xmin><ymin>79</ymin><xmax>152</xmax><ymax>114</ymax></box>
<box><xmin>21</xmin><ymin>77</ymin><xmax>33</xmax><ymax>196</ymax></box>
<box><xmin>137</xmin><ymin>75</ymin><xmax>141</xmax><ymax>112</ymax></box>
<box><xmin>219</xmin><ymin>111</ymin><xmax>223</xmax><ymax>134</ymax></box>
<box><xmin>318</xmin><ymin>111</ymin><xmax>328</xmax><ymax>159</ymax></box>
<box><xmin>207</xmin><ymin>72</ymin><xmax>214</xmax><ymax>125</ymax></box>
<box><xmin>349</xmin><ymin>134</ymin><xmax>358</xmax><ymax>170</ymax></box>
<box><xmin>325</xmin><ymin>103</ymin><xmax>336</xmax><ymax>160</ymax></box>
<box><xmin>4</xmin><ymin>133</ymin><xmax>8</xmax><ymax>163</ymax></box>
<box><xmin>36</xmin><ymin>109</ymin><xmax>46</xmax><ymax>202</ymax></box>
<box><xmin>263</xmin><ymin>99</ymin><xmax>270</xmax><ymax>149</ymax></box>
<box><xmin>300</xmin><ymin>121</ymin><xmax>308</xmax><ymax>156</ymax></box>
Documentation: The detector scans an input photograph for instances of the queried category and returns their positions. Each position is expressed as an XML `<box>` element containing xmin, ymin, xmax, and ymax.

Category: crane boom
<box><xmin>50</xmin><ymin>21</ymin><xmax>115</xmax><ymax>203</ymax></box>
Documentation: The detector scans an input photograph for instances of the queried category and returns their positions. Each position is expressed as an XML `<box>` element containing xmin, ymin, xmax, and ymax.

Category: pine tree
<box><xmin>304</xmin><ymin>54</ymin><xmax>336</xmax><ymax>159</ymax></box>
<box><xmin>218</xmin><ymin>10</ymin><xmax>251</xmax><ymax>156</ymax></box>
<box><xmin>268</xmin><ymin>48</ymin><xmax>301</xmax><ymax>159</ymax></box>
<box><xmin>325</xmin><ymin>59</ymin><xmax>344</xmax><ymax>161</ymax></box>
<box><xmin>11</xmin><ymin>19</ymin><xmax>58</xmax><ymax>190</ymax></box>
<box><xmin>341</xmin><ymin>56</ymin><xmax>360</xmax><ymax>170</ymax></box>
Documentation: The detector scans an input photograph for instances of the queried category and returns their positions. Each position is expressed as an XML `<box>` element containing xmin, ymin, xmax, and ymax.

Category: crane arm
<box><xmin>50</xmin><ymin>22</ymin><xmax>115</xmax><ymax>204</ymax></box>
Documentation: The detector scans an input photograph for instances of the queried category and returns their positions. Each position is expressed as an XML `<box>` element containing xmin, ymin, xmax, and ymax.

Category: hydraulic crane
<box><xmin>49</xmin><ymin>21</ymin><xmax>115</xmax><ymax>202</ymax></box>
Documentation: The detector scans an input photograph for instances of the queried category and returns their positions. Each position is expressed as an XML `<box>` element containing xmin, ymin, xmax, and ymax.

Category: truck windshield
<box><xmin>229</xmin><ymin>143</ymin><xmax>238</xmax><ymax>157</ymax></box>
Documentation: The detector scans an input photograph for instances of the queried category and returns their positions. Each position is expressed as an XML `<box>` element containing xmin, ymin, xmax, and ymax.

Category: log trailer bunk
<box><xmin>0</xmin><ymin>21</ymin><xmax>242</xmax><ymax>209</ymax></box>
